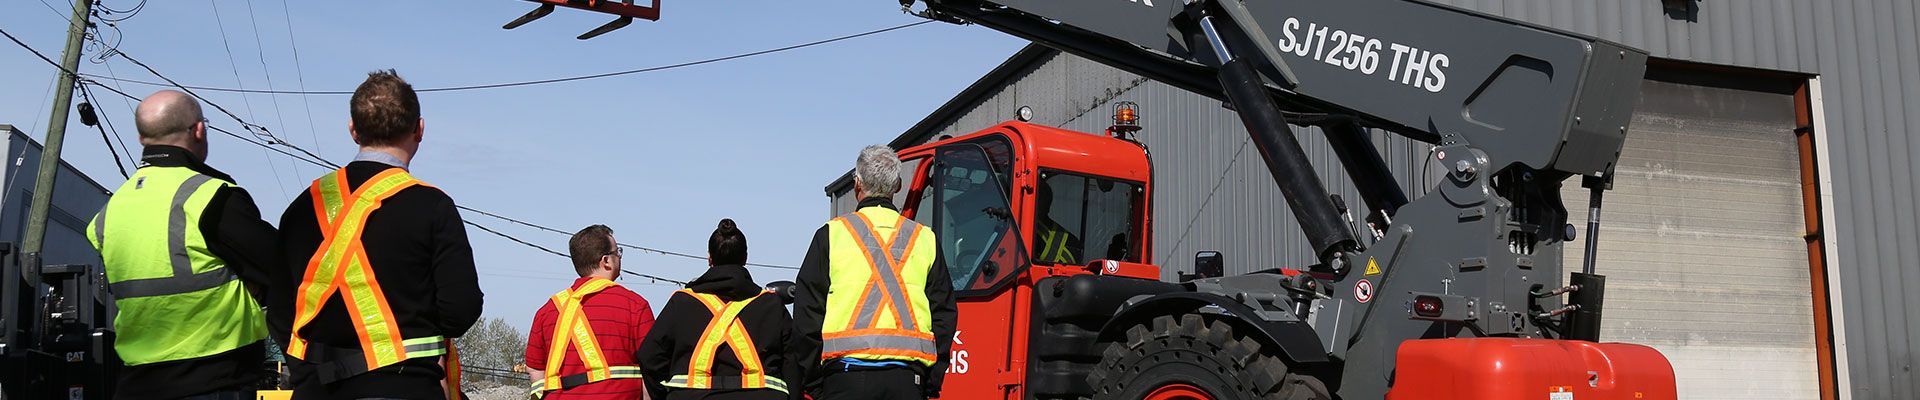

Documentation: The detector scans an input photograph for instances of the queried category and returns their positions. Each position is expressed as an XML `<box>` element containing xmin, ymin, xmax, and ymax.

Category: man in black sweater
<box><xmin>272</xmin><ymin>70</ymin><xmax>483</xmax><ymax>400</ymax></box>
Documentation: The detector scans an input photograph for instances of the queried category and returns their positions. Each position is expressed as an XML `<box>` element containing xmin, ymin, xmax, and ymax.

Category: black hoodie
<box><xmin>637</xmin><ymin>264</ymin><xmax>793</xmax><ymax>400</ymax></box>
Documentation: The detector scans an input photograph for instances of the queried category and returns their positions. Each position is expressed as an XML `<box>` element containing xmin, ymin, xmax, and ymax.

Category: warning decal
<box><xmin>1365</xmin><ymin>257</ymin><xmax>1382</xmax><ymax>275</ymax></box>
<box><xmin>1549</xmin><ymin>386</ymin><xmax>1574</xmax><ymax>400</ymax></box>
<box><xmin>1354</xmin><ymin>279</ymin><xmax>1375</xmax><ymax>303</ymax></box>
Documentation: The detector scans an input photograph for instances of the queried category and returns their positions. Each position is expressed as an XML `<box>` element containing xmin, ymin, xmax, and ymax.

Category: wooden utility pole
<box><xmin>20</xmin><ymin>0</ymin><xmax>97</xmax><ymax>283</ymax></box>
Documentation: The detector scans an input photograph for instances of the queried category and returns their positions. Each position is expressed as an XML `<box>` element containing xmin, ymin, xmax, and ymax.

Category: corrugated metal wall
<box><xmin>830</xmin><ymin>1</ymin><xmax>1920</xmax><ymax>398</ymax></box>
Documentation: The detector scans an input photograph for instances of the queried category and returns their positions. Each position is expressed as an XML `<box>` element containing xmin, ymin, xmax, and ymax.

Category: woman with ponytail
<box><xmin>637</xmin><ymin>219</ymin><xmax>794</xmax><ymax>400</ymax></box>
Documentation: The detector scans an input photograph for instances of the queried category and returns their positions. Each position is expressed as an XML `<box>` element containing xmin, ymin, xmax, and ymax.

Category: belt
<box><xmin>301</xmin><ymin>338</ymin><xmax>447</xmax><ymax>384</ymax></box>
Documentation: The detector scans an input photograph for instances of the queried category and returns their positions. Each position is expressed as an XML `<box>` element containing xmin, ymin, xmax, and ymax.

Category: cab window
<box><xmin>1032</xmin><ymin>171</ymin><xmax>1144</xmax><ymax>265</ymax></box>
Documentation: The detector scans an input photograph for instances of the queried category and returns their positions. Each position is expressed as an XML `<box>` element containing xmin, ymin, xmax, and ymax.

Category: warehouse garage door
<box><xmin>1561</xmin><ymin>70</ymin><xmax>1818</xmax><ymax>399</ymax></box>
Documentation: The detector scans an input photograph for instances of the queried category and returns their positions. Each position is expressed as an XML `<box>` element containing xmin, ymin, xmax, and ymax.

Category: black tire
<box><xmin>1087</xmin><ymin>314</ymin><xmax>1330</xmax><ymax>400</ymax></box>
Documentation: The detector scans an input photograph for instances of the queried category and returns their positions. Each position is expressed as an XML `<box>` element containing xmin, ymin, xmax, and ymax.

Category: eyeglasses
<box><xmin>604</xmin><ymin>246</ymin><xmax>624</xmax><ymax>259</ymax></box>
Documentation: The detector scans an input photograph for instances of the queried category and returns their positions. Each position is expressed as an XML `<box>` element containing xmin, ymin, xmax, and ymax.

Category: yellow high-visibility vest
<box><xmin>87</xmin><ymin>166</ymin><xmax>264</xmax><ymax>365</ymax></box>
<box><xmin>820</xmin><ymin>206</ymin><xmax>938</xmax><ymax>366</ymax></box>
<box><xmin>1035</xmin><ymin>220</ymin><xmax>1079</xmax><ymax>265</ymax></box>
<box><xmin>285</xmin><ymin>168</ymin><xmax>459</xmax><ymax>398</ymax></box>
<box><xmin>660</xmin><ymin>289</ymin><xmax>788</xmax><ymax>394</ymax></box>
<box><xmin>530</xmin><ymin>277</ymin><xmax>644</xmax><ymax>397</ymax></box>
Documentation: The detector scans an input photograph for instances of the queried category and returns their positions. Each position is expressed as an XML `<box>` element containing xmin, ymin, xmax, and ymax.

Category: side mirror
<box><xmin>765</xmin><ymin>281</ymin><xmax>797</xmax><ymax>305</ymax></box>
<box><xmin>1183</xmin><ymin>251</ymin><xmax>1224</xmax><ymax>281</ymax></box>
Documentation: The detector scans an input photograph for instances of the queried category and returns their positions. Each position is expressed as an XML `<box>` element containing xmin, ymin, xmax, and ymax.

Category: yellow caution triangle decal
<box><xmin>1364</xmin><ymin>257</ymin><xmax>1382</xmax><ymax>276</ymax></box>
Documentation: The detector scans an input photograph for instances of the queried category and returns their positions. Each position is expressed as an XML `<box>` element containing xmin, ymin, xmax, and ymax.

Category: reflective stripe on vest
<box><xmin>286</xmin><ymin>168</ymin><xmax>445</xmax><ymax>373</ymax></box>
<box><xmin>87</xmin><ymin>166</ymin><xmax>263</xmax><ymax>365</ymax></box>
<box><xmin>1036</xmin><ymin>223</ymin><xmax>1076</xmax><ymax>265</ymax></box>
<box><xmin>660</xmin><ymin>289</ymin><xmax>787</xmax><ymax>394</ymax></box>
<box><xmin>820</xmin><ymin>207</ymin><xmax>937</xmax><ymax>365</ymax></box>
<box><xmin>530</xmin><ymin>367</ymin><xmax>643</xmax><ymax>398</ymax></box>
<box><xmin>536</xmin><ymin>277</ymin><xmax>645</xmax><ymax>394</ymax></box>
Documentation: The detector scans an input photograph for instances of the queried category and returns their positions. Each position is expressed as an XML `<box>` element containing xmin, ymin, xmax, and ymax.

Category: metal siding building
<box><xmin>826</xmin><ymin>2</ymin><xmax>1917</xmax><ymax>399</ymax></box>
<box><xmin>0</xmin><ymin>124</ymin><xmax>111</xmax><ymax>268</ymax></box>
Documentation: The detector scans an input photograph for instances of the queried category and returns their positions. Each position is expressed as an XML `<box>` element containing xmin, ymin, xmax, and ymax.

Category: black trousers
<box><xmin>813</xmin><ymin>369</ymin><xmax>923</xmax><ymax>400</ymax></box>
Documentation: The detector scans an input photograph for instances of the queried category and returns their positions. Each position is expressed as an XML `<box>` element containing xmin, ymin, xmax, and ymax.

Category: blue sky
<box><xmin>1</xmin><ymin>0</ymin><xmax>1025</xmax><ymax>333</ymax></box>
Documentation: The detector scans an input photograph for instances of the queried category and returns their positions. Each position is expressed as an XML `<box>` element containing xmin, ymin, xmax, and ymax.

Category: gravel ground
<box><xmin>464</xmin><ymin>380</ymin><xmax>531</xmax><ymax>400</ymax></box>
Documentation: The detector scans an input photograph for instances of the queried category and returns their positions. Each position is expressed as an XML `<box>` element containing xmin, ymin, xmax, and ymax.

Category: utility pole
<box><xmin>20</xmin><ymin>0</ymin><xmax>96</xmax><ymax>285</ymax></box>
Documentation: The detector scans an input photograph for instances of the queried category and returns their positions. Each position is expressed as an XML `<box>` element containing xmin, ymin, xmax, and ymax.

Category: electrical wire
<box><xmin>35</xmin><ymin>0</ymin><xmax>72</xmax><ymax>21</ymax></box>
<box><xmin>7</xmin><ymin>25</ymin><xmax>776</xmax><ymax>285</ymax></box>
<box><xmin>242</xmin><ymin>0</ymin><xmax>302</xmax><ymax>174</ymax></box>
<box><xmin>108</xmin><ymin>46</ymin><xmax>332</xmax><ymax>165</ymax></box>
<box><xmin>77</xmin><ymin>80</ymin><xmax>701</xmax><ymax>285</ymax></box>
<box><xmin>204</xmin><ymin>0</ymin><xmax>292</xmax><ymax>196</ymax></box>
<box><xmin>96</xmin><ymin>0</ymin><xmax>146</xmax><ymax>21</ymax></box>
<box><xmin>455</xmin><ymin>205</ymin><xmax>800</xmax><ymax>270</ymax></box>
<box><xmin>275</xmin><ymin>0</ymin><xmax>327</xmax><ymax>160</ymax></box>
<box><xmin>1164</xmin><ymin>137</ymin><xmax>1252</xmax><ymax>263</ymax></box>
<box><xmin>462</xmin><ymin>365</ymin><xmax>521</xmax><ymax>375</ymax></box>
<box><xmin>78</xmin><ymin>21</ymin><xmax>937</xmax><ymax>95</ymax></box>
<box><xmin>92</xmin><ymin>51</ymin><xmax>139</xmax><ymax>158</ymax></box>
<box><xmin>77</xmin><ymin>84</ymin><xmax>131</xmax><ymax>177</ymax></box>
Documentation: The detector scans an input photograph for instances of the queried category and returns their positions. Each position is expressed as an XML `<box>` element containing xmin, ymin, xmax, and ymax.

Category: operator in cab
<box><xmin>1030</xmin><ymin>182</ymin><xmax>1083</xmax><ymax>265</ymax></box>
<box><xmin>274</xmin><ymin>70</ymin><xmax>483</xmax><ymax>399</ymax></box>
<box><xmin>525</xmin><ymin>225</ymin><xmax>655</xmax><ymax>399</ymax></box>
<box><xmin>638</xmin><ymin>219</ymin><xmax>792</xmax><ymax>400</ymax></box>
<box><xmin>87</xmin><ymin>90</ymin><xmax>279</xmax><ymax>400</ymax></box>
<box><xmin>790</xmin><ymin>145</ymin><xmax>958</xmax><ymax>400</ymax></box>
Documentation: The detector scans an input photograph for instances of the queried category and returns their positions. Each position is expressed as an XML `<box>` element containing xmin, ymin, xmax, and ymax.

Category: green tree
<box><xmin>456</xmin><ymin>317</ymin><xmax>529</xmax><ymax>386</ymax></box>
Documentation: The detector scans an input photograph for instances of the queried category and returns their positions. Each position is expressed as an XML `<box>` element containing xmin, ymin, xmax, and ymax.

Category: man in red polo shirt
<box><xmin>526</xmin><ymin>225</ymin><xmax>655</xmax><ymax>399</ymax></box>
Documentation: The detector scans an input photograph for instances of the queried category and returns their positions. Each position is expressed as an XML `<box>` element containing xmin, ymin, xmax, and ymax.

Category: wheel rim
<box><xmin>1144</xmin><ymin>383</ymin><xmax>1215</xmax><ymax>400</ymax></box>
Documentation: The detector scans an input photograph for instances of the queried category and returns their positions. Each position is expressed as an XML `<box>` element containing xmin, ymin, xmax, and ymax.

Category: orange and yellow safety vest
<box><xmin>530</xmin><ymin>277</ymin><xmax>646</xmax><ymax>397</ymax></box>
<box><xmin>820</xmin><ymin>207</ymin><xmax>938</xmax><ymax>366</ymax></box>
<box><xmin>659</xmin><ymin>289</ymin><xmax>788</xmax><ymax>394</ymax></box>
<box><xmin>285</xmin><ymin>168</ymin><xmax>459</xmax><ymax>397</ymax></box>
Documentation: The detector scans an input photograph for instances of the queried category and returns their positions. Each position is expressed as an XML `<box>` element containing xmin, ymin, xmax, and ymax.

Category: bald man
<box><xmin>87</xmin><ymin>90</ymin><xmax>280</xmax><ymax>400</ymax></box>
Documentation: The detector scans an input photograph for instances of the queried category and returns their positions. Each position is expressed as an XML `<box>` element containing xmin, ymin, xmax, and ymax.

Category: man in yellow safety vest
<box><xmin>89</xmin><ymin>90</ymin><xmax>279</xmax><ymax>400</ymax></box>
<box><xmin>790</xmin><ymin>145</ymin><xmax>958</xmax><ymax>400</ymax></box>
<box><xmin>1030</xmin><ymin>182</ymin><xmax>1083</xmax><ymax>265</ymax></box>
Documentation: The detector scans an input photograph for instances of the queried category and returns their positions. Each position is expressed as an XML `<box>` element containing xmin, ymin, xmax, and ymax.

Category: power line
<box><xmin>106</xmin><ymin>45</ymin><xmax>332</xmax><ymax>165</ymax></box>
<box><xmin>242</xmin><ymin>0</ymin><xmax>302</xmax><ymax>172</ymax></box>
<box><xmin>95</xmin><ymin>0</ymin><xmax>145</xmax><ymax>21</ymax></box>
<box><xmin>34</xmin><ymin>0</ymin><xmax>72</xmax><ymax>21</ymax></box>
<box><xmin>462</xmin><ymin>364</ymin><xmax>521</xmax><ymax>375</ymax></box>
<box><xmin>7</xmin><ymin>25</ymin><xmax>777</xmax><ymax>284</ymax></box>
<box><xmin>455</xmin><ymin>206</ymin><xmax>800</xmax><ymax>271</ymax></box>
<box><xmin>91</xmin><ymin>49</ymin><xmax>138</xmax><ymax>159</ymax></box>
<box><xmin>204</xmin><ymin>0</ymin><xmax>292</xmax><ymax>197</ymax></box>
<box><xmin>77</xmin><ymin>84</ymin><xmax>131</xmax><ymax>177</ymax></box>
<box><xmin>275</xmin><ymin>0</ymin><xmax>326</xmax><ymax>161</ymax></box>
<box><xmin>77</xmin><ymin>21</ymin><xmax>937</xmax><ymax>95</ymax></box>
<box><xmin>1164</xmin><ymin>138</ymin><xmax>1252</xmax><ymax>262</ymax></box>
<box><xmin>72</xmin><ymin>79</ymin><xmax>686</xmax><ymax>284</ymax></box>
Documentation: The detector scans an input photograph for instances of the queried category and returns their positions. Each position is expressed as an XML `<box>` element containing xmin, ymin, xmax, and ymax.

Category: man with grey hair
<box><xmin>790</xmin><ymin>145</ymin><xmax>957</xmax><ymax>399</ymax></box>
<box><xmin>87</xmin><ymin>90</ymin><xmax>279</xmax><ymax>400</ymax></box>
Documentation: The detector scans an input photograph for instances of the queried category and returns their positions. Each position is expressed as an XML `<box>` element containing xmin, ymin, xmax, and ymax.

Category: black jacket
<box><xmin>639</xmin><ymin>264</ymin><xmax>793</xmax><ymax>400</ymax></box>
<box><xmin>272</xmin><ymin>160</ymin><xmax>483</xmax><ymax>399</ymax></box>
<box><xmin>789</xmin><ymin>198</ymin><xmax>957</xmax><ymax>399</ymax></box>
<box><xmin>114</xmin><ymin>146</ymin><xmax>279</xmax><ymax>400</ymax></box>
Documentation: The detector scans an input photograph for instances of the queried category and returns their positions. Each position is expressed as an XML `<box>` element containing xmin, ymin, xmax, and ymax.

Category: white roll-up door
<box><xmin>1562</xmin><ymin>76</ymin><xmax>1817</xmax><ymax>399</ymax></box>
